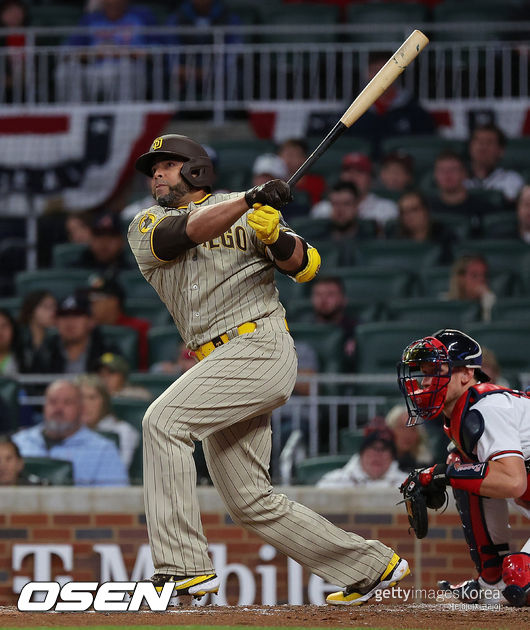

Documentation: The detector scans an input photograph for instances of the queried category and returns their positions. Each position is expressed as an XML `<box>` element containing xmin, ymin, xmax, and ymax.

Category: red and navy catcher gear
<box><xmin>397</xmin><ymin>329</ymin><xmax>490</xmax><ymax>426</ymax></box>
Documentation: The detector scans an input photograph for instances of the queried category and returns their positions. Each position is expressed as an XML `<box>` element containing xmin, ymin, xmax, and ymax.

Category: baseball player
<box><xmin>397</xmin><ymin>328</ymin><xmax>530</xmax><ymax>606</ymax></box>
<box><xmin>127</xmin><ymin>134</ymin><xmax>409</xmax><ymax>605</ymax></box>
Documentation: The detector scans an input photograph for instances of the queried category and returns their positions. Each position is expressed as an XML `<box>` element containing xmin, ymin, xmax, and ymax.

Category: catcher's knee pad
<box><xmin>453</xmin><ymin>489</ymin><xmax>510</xmax><ymax>584</ymax></box>
<box><xmin>502</xmin><ymin>553</ymin><xmax>530</xmax><ymax>607</ymax></box>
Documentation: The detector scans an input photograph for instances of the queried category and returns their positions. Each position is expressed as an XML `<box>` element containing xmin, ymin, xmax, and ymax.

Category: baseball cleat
<box><xmin>151</xmin><ymin>573</ymin><xmax>220</xmax><ymax>601</ymax></box>
<box><xmin>326</xmin><ymin>553</ymin><xmax>410</xmax><ymax>606</ymax></box>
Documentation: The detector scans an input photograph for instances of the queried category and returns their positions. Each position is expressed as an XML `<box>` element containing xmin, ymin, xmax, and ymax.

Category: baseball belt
<box><xmin>195</xmin><ymin>319</ymin><xmax>289</xmax><ymax>361</ymax></box>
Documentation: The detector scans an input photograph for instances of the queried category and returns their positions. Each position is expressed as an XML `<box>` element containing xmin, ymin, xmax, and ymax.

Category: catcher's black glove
<box><xmin>245</xmin><ymin>179</ymin><xmax>292</xmax><ymax>209</ymax></box>
<box><xmin>399</xmin><ymin>466</ymin><xmax>448</xmax><ymax>539</ymax></box>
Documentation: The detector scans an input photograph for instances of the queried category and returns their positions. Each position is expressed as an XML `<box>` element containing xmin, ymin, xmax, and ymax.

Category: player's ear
<box><xmin>460</xmin><ymin>367</ymin><xmax>476</xmax><ymax>385</ymax></box>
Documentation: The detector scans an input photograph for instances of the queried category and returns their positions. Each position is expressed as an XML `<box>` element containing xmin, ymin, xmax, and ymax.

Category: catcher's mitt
<box><xmin>399</xmin><ymin>470</ymin><xmax>448</xmax><ymax>539</ymax></box>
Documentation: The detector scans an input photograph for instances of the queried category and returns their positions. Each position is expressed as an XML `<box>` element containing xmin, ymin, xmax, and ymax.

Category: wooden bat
<box><xmin>287</xmin><ymin>29</ymin><xmax>429</xmax><ymax>188</ymax></box>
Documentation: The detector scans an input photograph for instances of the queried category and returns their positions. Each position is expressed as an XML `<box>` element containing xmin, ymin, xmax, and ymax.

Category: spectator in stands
<box><xmin>12</xmin><ymin>379</ymin><xmax>128</xmax><ymax>486</ymax></box>
<box><xmin>74</xmin><ymin>212</ymin><xmax>132</xmax><ymax>275</ymax></box>
<box><xmin>384</xmin><ymin>404</ymin><xmax>432</xmax><ymax>473</ymax></box>
<box><xmin>0</xmin><ymin>308</ymin><xmax>20</xmax><ymax>377</ymax></box>
<box><xmin>316</xmin><ymin>429</ymin><xmax>405</xmax><ymax>488</ymax></box>
<box><xmin>387</xmin><ymin>190</ymin><xmax>454</xmax><ymax>264</ymax></box>
<box><xmin>310</xmin><ymin>276</ymin><xmax>355</xmax><ymax>366</ymax></box>
<box><xmin>34</xmin><ymin>293</ymin><xmax>118</xmax><ymax>374</ymax></box>
<box><xmin>377</xmin><ymin>151</ymin><xmax>415</xmax><ymax>198</ymax></box>
<box><xmin>517</xmin><ymin>185</ymin><xmax>530</xmax><ymax>244</ymax></box>
<box><xmin>251</xmin><ymin>153</ymin><xmax>288</xmax><ymax>187</ymax></box>
<box><xmin>150</xmin><ymin>342</ymin><xmax>197</xmax><ymax>376</ymax></box>
<box><xmin>481</xmin><ymin>347</ymin><xmax>510</xmax><ymax>388</ymax></box>
<box><xmin>347</xmin><ymin>51</ymin><xmax>435</xmax><ymax>156</ymax></box>
<box><xmin>312</xmin><ymin>154</ymin><xmax>397</xmax><ymax>229</ymax></box>
<box><xmin>446</xmin><ymin>254</ymin><xmax>496</xmax><ymax>322</ymax></box>
<box><xmin>0</xmin><ymin>0</ymin><xmax>29</xmax><ymax>103</ymax></box>
<box><xmin>167</xmin><ymin>0</ymin><xmax>241</xmax><ymax>45</ymax></box>
<box><xmin>0</xmin><ymin>435</ymin><xmax>43</xmax><ymax>485</ymax></box>
<box><xmin>86</xmin><ymin>275</ymin><xmax>150</xmax><ymax>370</ymax></box>
<box><xmin>96</xmin><ymin>352</ymin><xmax>151</xmax><ymax>401</ymax></box>
<box><xmin>18</xmin><ymin>291</ymin><xmax>57</xmax><ymax>373</ymax></box>
<box><xmin>77</xmin><ymin>374</ymin><xmax>140</xmax><ymax>469</ymax></box>
<box><xmin>56</xmin><ymin>0</ymin><xmax>158</xmax><ymax>101</ymax></box>
<box><xmin>430</xmin><ymin>149</ymin><xmax>495</xmax><ymax>238</ymax></box>
<box><xmin>65</xmin><ymin>211</ymin><xmax>93</xmax><ymax>245</ymax></box>
<box><xmin>465</xmin><ymin>124</ymin><xmax>524</xmax><ymax>205</ymax></box>
<box><xmin>278</xmin><ymin>138</ymin><xmax>326</xmax><ymax>206</ymax></box>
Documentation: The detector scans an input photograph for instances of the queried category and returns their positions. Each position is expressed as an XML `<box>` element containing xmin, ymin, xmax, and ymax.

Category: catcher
<box><xmin>397</xmin><ymin>329</ymin><xmax>530</xmax><ymax>607</ymax></box>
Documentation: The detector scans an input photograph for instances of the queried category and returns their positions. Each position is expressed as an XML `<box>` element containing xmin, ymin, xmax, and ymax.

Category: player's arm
<box><xmin>248</xmin><ymin>205</ymin><xmax>321</xmax><ymax>283</ymax></box>
<box><xmin>151</xmin><ymin>180</ymin><xmax>291</xmax><ymax>260</ymax></box>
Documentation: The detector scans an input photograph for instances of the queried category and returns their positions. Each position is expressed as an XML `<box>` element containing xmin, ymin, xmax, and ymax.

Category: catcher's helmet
<box><xmin>397</xmin><ymin>328</ymin><xmax>490</xmax><ymax>425</ymax></box>
<box><xmin>135</xmin><ymin>134</ymin><xmax>215</xmax><ymax>191</ymax></box>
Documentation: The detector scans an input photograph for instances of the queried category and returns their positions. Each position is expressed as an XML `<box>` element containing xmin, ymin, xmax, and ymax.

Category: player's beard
<box><xmin>155</xmin><ymin>179</ymin><xmax>193</xmax><ymax>208</ymax></box>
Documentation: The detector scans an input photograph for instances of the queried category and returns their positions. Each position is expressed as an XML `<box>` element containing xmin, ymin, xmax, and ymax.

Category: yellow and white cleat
<box><xmin>151</xmin><ymin>573</ymin><xmax>220</xmax><ymax>601</ymax></box>
<box><xmin>326</xmin><ymin>553</ymin><xmax>410</xmax><ymax>606</ymax></box>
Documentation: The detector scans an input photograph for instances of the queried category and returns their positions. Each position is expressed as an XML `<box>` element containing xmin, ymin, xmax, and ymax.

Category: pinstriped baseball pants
<box><xmin>142</xmin><ymin>316</ymin><xmax>394</xmax><ymax>589</ymax></box>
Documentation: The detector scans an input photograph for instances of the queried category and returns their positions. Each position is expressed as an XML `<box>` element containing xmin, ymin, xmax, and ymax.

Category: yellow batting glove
<box><xmin>248</xmin><ymin>204</ymin><xmax>280</xmax><ymax>245</ymax></box>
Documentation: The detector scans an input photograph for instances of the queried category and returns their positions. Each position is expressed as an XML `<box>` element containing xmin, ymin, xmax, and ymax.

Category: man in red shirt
<box><xmin>86</xmin><ymin>276</ymin><xmax>150</xmax><ymax>371</ymax></box>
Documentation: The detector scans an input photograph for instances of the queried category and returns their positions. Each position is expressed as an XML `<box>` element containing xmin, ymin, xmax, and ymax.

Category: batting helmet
<box><xmin>135</xmin><ymin>134</ymin><xmax>215</xmax><ymax>191</ymax></box>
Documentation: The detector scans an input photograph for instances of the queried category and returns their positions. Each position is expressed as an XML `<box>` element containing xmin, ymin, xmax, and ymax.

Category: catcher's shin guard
<box><xmin>502</xmin><ymin>553</ymin><xmax>530</xmax><ymax>607</ymax></box>
<box><xmin>326</xmin><ymin>553</ymin><xmax>410</xmax><ymax>606</ymax></box>
<box><xmin>453</xmin><ymin>489</ymin><xmax>510</xmax><ymax>584</ymax></box>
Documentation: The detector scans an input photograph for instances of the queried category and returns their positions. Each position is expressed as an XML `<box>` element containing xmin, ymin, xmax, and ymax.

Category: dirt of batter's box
<box><xmin>1</xmin><ymin>603</ymin><xmax>530</xmax><ymax>630</ymax></box>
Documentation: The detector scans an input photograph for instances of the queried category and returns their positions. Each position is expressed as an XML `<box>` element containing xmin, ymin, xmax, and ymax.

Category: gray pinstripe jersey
<box><xmin>127</xmin><ymin>192</ymin><xmax>287</xmax><ymax>350</ymax></box>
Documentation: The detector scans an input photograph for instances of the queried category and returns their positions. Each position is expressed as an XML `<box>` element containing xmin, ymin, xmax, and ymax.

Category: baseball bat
<box><xmin>287</xmin><ymin>29</ymin><xmax>429</xmax><ymax>188</ymax></box>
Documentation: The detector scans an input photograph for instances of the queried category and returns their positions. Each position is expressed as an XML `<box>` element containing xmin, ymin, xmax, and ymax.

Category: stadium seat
<box><xmin>491</xmin><ymin>298</ymin><xmax>530</xmax><ymax>323</ymax></box>
<box><xmin>381</xmin><ymin>136</ymin><xmax>466</xmax><ymax>177</ymax></box>
<box><xmin>356</xmin><ymin>241</ymin><xmax>442</xmax><ymax>272</ymax></box>
<box><xmin>501</xmin><ymin>137</ymin><xmax>530</xmax><ymax>172</ymax></box>
<box><xmin>147</xmin><ymin>326</ymin><xmax>183</xmax><ymax>367</ymax></box>
<box><xmin>465</xmin><ymin>323</ymin><xmax>530</xmax><ymax>381</ymax></box>
<box><xmin>384</xmin><ymin>298</ymin><xmax>481</xmax><ymax>329</ymax></box>
<box><xmin>285</xmin><ymin>297</ymin><xmax>381</xmax><ymax>325</ymax></box>
<box><xmin>0</xmin><ymin>377</ymin><xmax>19</xmax><ymax>433</ymax></box>
<box><xmin>100</xmin><ymin>326</ymin><xmax>139</xmax><ymax>371</ymax></box>
<box><xmin>31</xmin><ymin>4</ymin><xmax>84</xmax><ymax>27</ymax></box>
<box><xmin>453</xmin><ymin>240</ymin><xmax>529</xmax><ymax>274</ymax></box>
<box><xmin>306</xmin><ymin>240</ymin><xmax>341</xmax><ymax>270</ymax></box>
<box><xmin>431</xmin><ymin>4</ymin><xmax>519</xmax><ymax>42</ymax></box>
<box><xmin>480</xmin><ymin>212</ymin><xmax>518</xmax><ymax>238</ymax></box>
<box><xmin>294</xmin><ymin>454</ymin><xmax>351</xmax><ymax>485</ymax></box>
<box><xmin>15</xmin><ymin>269</ymin><xmax>94</xmax><ymax>301</ymax></box>
<box><xmin>288</xmin><ymin>322</ymin><xmax>345</xmax><ymax>373</ymax></box>
<box><xmin>275</xmin><ymin>272</ymin><xmax>310</xmax><ymax>311</ymax></box>
<box><xmin>124</xmin><ymin>298</ymin><xmax>171</xmax><ymax>326</ymax></box>
<box><xmin>23</xmin><ymin>457</ymin><xmax>73</xmax><ymax>486</ymax></box>
<box><xmin>52</xmin><ymin>243</ymin><xmax>89</xmax><ymax>268</ymax></box>
<box><xmin>324</xmin><ymin>267</ymin><xmax>416</xmax><ymax>301</ymax></box>
<box><xmin>419</xmin><ymin>267</ymin><xmax>519</xmax><ymax>299</ymax></box>
<box><xmin>338</xmin><ymin>429</ymin><xmax>365</xmax><ymax>455</ymax></box>
<box><xmin>117</xmin><ymin>270</ymin><xmax>159</xmax><ymax>300</ymax></box>
<box><xmin>267</xmin><ymin>5</ymin><xmax>340</xmax><ymax>43</ymax></box>
<box><xmin>111</xmin><ymin>398</ymin><xmax>150</xmax><ymax>433</ymax></box>
<box><xmin>128</xmin><ymin>373</ymin><xmax>175</xmax><ymax>399</ymax></box>
<box><xmin>288</xmin><ymin>218</ymin><xmax>331</xmax><ymax>241</ymax></box>
<box><xmin>0</xmin><ymin>296</ymin><xmax>22</xmax><ymax>318</ymax></box>
<box><xmin>345</xmin><ymin>3</ymin><xmax>429</xmax><ymax>43</ymax></box>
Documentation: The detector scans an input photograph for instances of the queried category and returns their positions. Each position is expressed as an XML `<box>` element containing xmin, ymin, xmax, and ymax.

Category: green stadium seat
<box><xmin>453</xmin><ymin>240</ymin><xmax>529</xmax><ymax>274</ymax></box>
<box><xmin>100</xmin><ymin>326</ymin><xmax>139</xmax><ymax>371</ymax></box>
<box><xmin>465</xmin><ymin>323</ymin><xmax>530</xmax><ymax>381</ymax></box>
<box><xmin>294</xmin><ymin>454</ymin><xmax>351</xmax><ymax>485</ymax></box>
<box><xmin>0</xmin><ymin>296</ymin><xmax>22</xmax><ymax>318</ymax></box>
<box><xmin>288</xmin><ymin>218</ymin><xmax>331</xmax><ymax>241</ymax></box>
<box><xmin>52</xmin><ymin>243</ymin><xmax>89</xmax><ymax>268</ymax></box>
<box><xmin>124</xmin><ymin>298</ymin><xmax>171</xmax><ymax>327</ymax></box>
<box><xmin>23</xmin><ymin>457</ymin><xmax>73</xmax><ymax>486</ymax></box>
<box><xmin>117</xmin><ymin>270</ymin><xmax>159</xmax><ymax>300</ymax></box>
<box><xmin>356</xmin><ymin>240</ymin><xmax>442</xmax><ymax>272</ymax></box>
<box><xmin>147</xmin><ymin>326</ymin><xmax>183</xmax><ymax>367</ymax></box>
<box><xmin>338</xmin><ymin>429</ymin><xmax>365</xmax><ymax>455</ymax></box>
<box><xmin>31</xmin><ymin>5</ymin><xmax>84</xmax><ymax>27</ymax></box>
<box><xmin>275</xmin><ymin>272</ymin><xmax>310</xmax><ymax>311</ymax></box>
<box><xmin>0</xmin><ymin>377</ymin><xmax>19</xmax><ymax>432</ymax></box>
<box><xmin>15</xmin><ymin>269</ymin><xmax>93</xmax><ymax>301</ymax></box>
<box><xmin>431</xmin><ymin>4</ymin><xmax>518</xmax><ymax>42</ymax></box>
<box><xmin>267</xmin><ymin>5</ymin><xmax>340</xmax><ymax>43</ymax></box>
<box><xmin>384</xmin><ymin>298</ymin><xmax>481</xmax><ymax>329</ymax></box>
<box><xmin>129</xmin><ymin>372</ymin><xmax>175</xmax><ymax>399</ymax></box>
<box><xmin>491</xmin><ymin>298</ymin><xmax>530</xmax><ymax>323</ymax></box>
<box><xmin>354</xmin><ymin>322</ymin><xmax>432</xmax><ymax>395</ymax></box>
<box><xmin>307</xmin><ymin>240</ymin><xmax>340</xmax><ymax>270</ymax></box>
<box><xmin>286</xmin><ymin>297</ymin><xmax>381</xmax><ymax>326</ymax></box>
<box><xmin>128</xmin><ymin>438</ymin><xmax>143</xmax><ymax>486</ymax></box>
<box><xmin>111</xmin><ymin>398</ymin><xmax>150</xmax><ymax>433</ymax></box>
<box><xmin>419</xmin><ymin>267</ymin><xmax>519</xmax><ymax>299</ymax></box>
<box><xmin>288</xmin><ymin>322</ymin><xmax>345</xmax><ymax>373</ymax></box>
<box><xmin>324</xmin><ymin>267</ymin><xmax>416</xmax><ymax>301</ymax></box>
<box><xmin>345</xmin><ymin>3</ymin><xmax>429</xmax><ymax>43</ymax></box>
<box><xmin>501</xmin><ymin>138</ymin><xmax>530</xmax><ymax>172</ymax></box>
<box><xmin>480</xmin><ymin>212</ymin><xmax>518</xmax><ymax>238</ymax></box>
<box><xmin>381</xmin><ymin>137</ymin><xmax>466</xmax><ymax>177</ymax></box>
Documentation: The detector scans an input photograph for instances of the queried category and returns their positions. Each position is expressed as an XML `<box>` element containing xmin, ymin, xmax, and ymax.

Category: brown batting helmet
<box><xmin>135</xmin><ymin>134</ymin><xmax>215</xmax><ymax>191</ymax></box>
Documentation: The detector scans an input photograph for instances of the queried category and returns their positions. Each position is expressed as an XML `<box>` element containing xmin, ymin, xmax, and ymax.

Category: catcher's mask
<box><xmin>397</xmin><ymin>328</ymin><xmax>490</xmax><ymax>426</ymax></box>
<box><xmin>135</xmin><ymin>134</ymin><xmax>215</xmax><ymax>191</ymax></box>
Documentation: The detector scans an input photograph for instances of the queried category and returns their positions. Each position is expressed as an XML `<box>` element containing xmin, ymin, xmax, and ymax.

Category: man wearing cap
<box><xmin>126</xmin><ymin>133</ymin><xmax>409</xmax><ymax>606</ymax></box>
<box><xmin>87</xmin><ymin>276</ymin><xmax>151</xmax><ymax>370</ymax></box>
<box><xmin>316</xmin><ymin>429</ymin><xmax>405</xmax><ymax>489</ymax></box>
<box><xmin>75</xmin><ymin>212</ymin><xmax>133</xmax><ymax>274</ymax></box>
<box><xmin>34</xmin><ymin>294</ymin><xmax>118</xmax><ymax>375</ymax></box>
<box><xmin>97</xmin><ymin>352</ymin><xmax>151</xmax><ymax>401</ymax></box>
